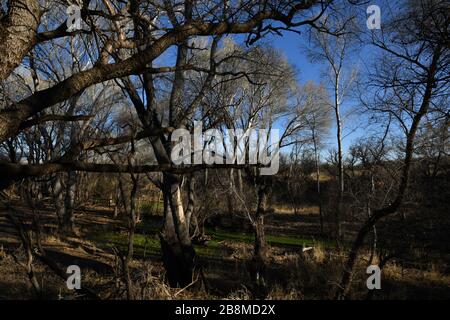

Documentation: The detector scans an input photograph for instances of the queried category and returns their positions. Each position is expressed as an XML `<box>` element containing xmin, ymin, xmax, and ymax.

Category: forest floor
<box><xmin>0</xmin><ymin>202</ymin><xmax>449</xmax><ymax>299</ymax></box>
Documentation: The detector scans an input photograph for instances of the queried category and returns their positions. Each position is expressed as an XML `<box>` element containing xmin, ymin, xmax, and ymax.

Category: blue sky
<box><xmin>155</xmin><ymin>20</ymin><xmax>379</xmax><ymax>156</ymax></box>
<box><xmin>261</xmin><ymin>31</ymin><xmax>369</xmax><ymax>155</ymax></box>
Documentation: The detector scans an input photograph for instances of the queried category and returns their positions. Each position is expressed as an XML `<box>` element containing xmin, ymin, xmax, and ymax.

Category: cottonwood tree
<box><xmin>0</xmin><ymin>0</ymin><xmax>352</xmax><ymax>288</ymax></box>
<box><xmin>0</xmin><ymin>0</ymin><xmax>334</xmax><ymax>148</ymax></box>
<box><xmin>209</xmin><ymin>43</ymin><xmax>318</xmax><ymax>297</ymax></box>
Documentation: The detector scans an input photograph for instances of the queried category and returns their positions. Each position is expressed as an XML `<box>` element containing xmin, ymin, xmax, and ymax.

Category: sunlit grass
<box><xmin>209</xmin><ymin>228</ymin><xmax>332</xmax><ymax>248</ymax></box>
<box><xmin>89</xmin><ymin>226</ymin><xmax>333</xmax><ymax>260</ymax></box>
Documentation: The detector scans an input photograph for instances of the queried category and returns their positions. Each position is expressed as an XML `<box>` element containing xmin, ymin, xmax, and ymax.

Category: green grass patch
<box><xmin>89</xmin><ymin>226</ymin><xmax>333</xmax><ymax>260</ymax></box>
<box><xmin>89</xmin><ymin>230</ymin><xmax>224</xmax><ymax>258</ymax></box>
<box><xmin>90</xmin><ymin>231</ymin><xmax>161</xmax><ymax>257</ymax></box>
<box><xmin>139</xmin><ymin>200</ymin><xmax>163</xmax><ymax>216</ymax></box>
<box><xmin>208</xmin><ymin>228</ymin><xmax>333</xmax><ymax>248</ymax></box>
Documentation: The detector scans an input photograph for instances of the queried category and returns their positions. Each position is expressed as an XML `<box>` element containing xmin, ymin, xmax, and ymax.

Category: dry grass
<box><xmin>1</xmin><ymin>241</ymin><xmax>448</xmax><ymax>300</ymax></box>
<box><xmin>0</xmin><ymin>250</ymin><xmax>80</xmax><ymax>300</ymax></box>
<box><xmin>273</xmin><ymin>205</ymin><xmax>320</xmax><ymax>215</ymax></box>
<box><xmin>384</xmin><ymin>262</ymin><xmax>450</xmax><ymax>285</ymax></box>
<box><xmin>1</xmin><ymin>204</ymin><xmax>448</xmax><ymax>300</ymax></box>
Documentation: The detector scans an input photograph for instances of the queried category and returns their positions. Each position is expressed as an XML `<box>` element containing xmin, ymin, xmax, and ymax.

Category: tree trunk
<box><xmin>52</xmin><ymin>173</ymin><xmax>65</xmax><ymax>228</ymax></box>
<box><xmin>123</xmin><ymin>174</ymin><xmax>138</xmax><ymax>300</ymax></box>
<box><xmin>312</xmin><ymin>129</ymin><xmax>324</xmax><ymax>235</ymax></box>
<box><xmin>63</xmin><ymin>171</ymin><xmax>76</xmax><ymax>233</ymax></box>
<box><xmin>113</xmin><ymin>184</ymin><xmax>120</xmax><ymax>218</ymax></box>
<box><xmin>226</xmin><ymin>169</ymin><xmax>235</xmax><ymax>220</ymax></box>
<box><xmin>0</xmin><ymin>0</ymin><xmax>41</xmax><ymax>81</ymax></box>
<box><xmin>334</xmin><ymin>73</ymin><xmax>344</xmax><ymax>243</ymax></box>
<box><xmin>185</xmin><ymin>175</ymin><xmax>195</xmax><ymax>233</ymax></box>
<box><xmin>250</xmin><ymin>183</ymin><xmax>270</xmax><ymax>298</ymax></box>
<box><xmin>254</xmin><ymin>190</ymin><xmax>269</xmax><ymax>260</ymax></box>
<box><xmin>160</xmin><ymin>173</ymin><xmax>197</xmax><ymax>288</ymax></box>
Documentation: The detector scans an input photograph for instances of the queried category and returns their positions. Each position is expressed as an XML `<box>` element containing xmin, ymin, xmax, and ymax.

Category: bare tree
<box><xmin>336</xmin><ymin>0</ymin><xmax>449</xmax><ymax>299</ymax></box>
<box><xmin>306</xmin><ymin>17</ymin><xmax>358</xmax><ymax>241</ymax></box>
<box><xmin>298</xmin><ymin>81</ymin><xmax>332</xmax><ymax>233</ymax></box>
<box><xmin>0</xmin><ymin>0</ymin><xmax>338</xmax><ymax>288</ymax></box>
